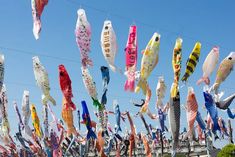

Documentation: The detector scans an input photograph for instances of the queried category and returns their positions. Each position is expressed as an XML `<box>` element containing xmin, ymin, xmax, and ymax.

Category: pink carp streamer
<box><xmin>124</xmin><ymin>25</ymin><xmax>137</xmax><ymax>92</ymax></box>
<box><xmin>75</xmin><ymin>9</ymin><xmax>93</xmax><ymax>67</ymax></box>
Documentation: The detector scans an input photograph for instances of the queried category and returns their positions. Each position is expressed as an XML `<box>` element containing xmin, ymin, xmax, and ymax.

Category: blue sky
<box><xmin>0</xmin><ymin>0</ymin><xmax>234</xmax><ymax>148</ymax></box>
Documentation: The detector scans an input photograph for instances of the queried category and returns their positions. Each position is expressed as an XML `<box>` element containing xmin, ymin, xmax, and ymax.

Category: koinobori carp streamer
<box><xmin>135</xmin><ymin>32</ymin><xmax>160</xmax><ymax>95</ymax></box>
<box><xmin>124</xmin><ymin>25</ymin><xmax>137</xmax><ymax>92</ymax></box>
<box><xmin>197</xmin><ymin>46</ymin><xmax>219</xmax><ymax>85</ymax></box>
<box><xmin>183</xmin><ymin>87</ymin><xmax>198</xmax><ymax>141</ymax></box>
<box><xmin>210</xmin><ymin>52</ymin><xmax>235</xmax><ymax>94</ymax></box>
<box><xmin>101</xmin><ymin>20</ymin><xmax>121</xmax><ymax>73</ymax></box>
<box><xmin>33</xmin><ymin>56</ymin><xmax>56</xmax><ymax>106</ymax></box>
<box><xmin>75</xmin><ymin>9</ymin><xmax>93</xmax><ymax>67</ymax></box>
<box><xmin>59</xmin><ymin>65</ymin><xmax>76</xmax><ymax>110</ymax></box>
<box><xmin>181</xmin><ymin>42</ymin><xmax>201</xmax><ymax>82</ymax></box>
<box><xmin>171</xmin><ymin>38</ymin><xmax>182</xmax><ymax>98</ymax></box>
<box><xmin>31</xmin><ymin>0</ymin><xmax>48</xmax><ymax>40</ymax></box>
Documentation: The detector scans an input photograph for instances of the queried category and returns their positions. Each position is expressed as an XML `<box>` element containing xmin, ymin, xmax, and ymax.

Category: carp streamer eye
<box><xmin>155</xmin><ymin>36</ymin><xmax>159</xmax><ymax>42</ymax></box>
<box><xmin>105</xmin><ymin>26</ymin><xmax>109</xmax><ymax>30</ymax></box>
<box><xmin>228</xmin><ymin>57</ymin><xmax>232</xmax><ymax>60</ymax></box>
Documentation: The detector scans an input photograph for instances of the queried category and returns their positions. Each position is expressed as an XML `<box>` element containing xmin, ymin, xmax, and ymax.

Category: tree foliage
<box><xmin>217</xmin><ymin>144</ymin><xmax>235</xmax><ymax>157</ymax></box>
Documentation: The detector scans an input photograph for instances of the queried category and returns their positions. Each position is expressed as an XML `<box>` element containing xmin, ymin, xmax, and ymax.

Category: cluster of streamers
<box><xmin>170</xmin><ymin>38</ymin><xmax>182</xmax><ymax>97</ymax></box>
<box><xmin>47</xmin><ymin>103</ymin><xmax>60</xmax><ymax>132</ymax></box>
<box><xmin>210</xmin><ymin>52</ymin><xmax>235</xmax><ymax>95</ymax></box>
<box><xmin>32</xmin><ymin>56</ymin><xmax>56</xmax><ymax>106</ymax></box>
<box><xmin>197</xmin><ymin>47</ymin><xmax>219</xmax><ymax>85</ymax></box>
<box><xmin>183</xmin><ymin>87</ymin><xmax>198</xmax><ymax>141</ymax></box>
<box><xmin>61</xmin><ymin>97</ymin><xmax>77</xmax><ymax>136</ymax></box>
<box><xmin>75</xmin><ymin>9</ymin><xmax>93</xmax><ymax>67</ymax></box>
<box><xmin>31</xmin><ymin>0</ymin><xmax>48</xmax><ymax>40</ymax></box>
<box><xmin>135</xmin><ymin>33</ymin><xmax>160</xmax><ymax>95</ymax></box>
<box><xmin>181</xmin><ymin>42</ymin><xmax>201</xmax><ymax>82</ymax></box>
<box><xmin>2</xmin><ymin>6</ymin><xmax>235</xmax><ymax>155</ymax></box>
<box><xmin>50</xmin><ymin>130</ymin><xmax>63</xmax><ymax>156</ymax></box>
<box><xmin>156</xmin><ymin>76</ymin><xmax>166</xmax><ymax>108</ymax></box>
<box><xmin>101</xmin><ymin>20</ymin><xmax>122</xmax><ymax>73</ymax></box>
<box><xmin>124</xmin><ymin>111</ymin><xmax>136</xmax><ymax>157</ymax></box>
<box><xmin>59</xmin><ymin>64</ymin><xmax>76</xmax><ymax>110</ymax></box>
<box><xmin>124</xmin><ymin>25</ymin><xmax>138</xmax><ymax>92</ymax></box>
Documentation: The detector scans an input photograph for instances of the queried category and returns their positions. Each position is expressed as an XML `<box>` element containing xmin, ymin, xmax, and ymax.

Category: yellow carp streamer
<box><xmin>171</xmin><ymin>38</ymin><xmax>182</xmax><ymax>97</ymax></box>
<box><xmin>30</xmin><ymin>104</ymin><xmax>42</xmax><ymax>138</ymax></box>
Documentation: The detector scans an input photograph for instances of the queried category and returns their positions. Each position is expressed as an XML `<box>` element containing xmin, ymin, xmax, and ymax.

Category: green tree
<box><xmin>217</xmin><ymin>144</ymin><xmax>235</xmax><ymax>157</ymax></box>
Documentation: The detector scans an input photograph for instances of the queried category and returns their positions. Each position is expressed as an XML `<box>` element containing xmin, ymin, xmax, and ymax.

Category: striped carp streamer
<box><xmin>170</xmin><ymin>38</ymin><xmax>182</xmax><ymax>98</ymax></box>
<box><xmin>135</xmin><ymin>33</ymin><xmax>160</xmax><ymax>95</ymax></box>
<box><xmin>181</xmin><ymin>42</ymin><xmax>201</xmax><ymax>82</ymax></box>
<box><xmin>75</xmin><ymin>9</ymin><xmax>93</xmax><ymax>67</ymax></box>
<box><xmin>124</xmin><ymin>25</ymin><xmax>138</xmax><ymax>92</ymax></box>
<box><xmin>183</xmin><ymin>87</ymin><xmax>198</xmax><ymax>141</ymax></box>
<box><xmin>31</xmin><ymin>0</ymin><xmax>48</xmax><ymax>40</ymax></box>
